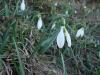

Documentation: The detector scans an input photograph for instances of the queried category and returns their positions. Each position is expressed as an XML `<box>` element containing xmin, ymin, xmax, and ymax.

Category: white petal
<box><xmin>65</xmin><ymin>30</ymin><xmax>71</xmax><ymax>47</ymax></box>
<box><xmin>80</xmin><ymin>28</ymin><xmax>84</xmax><ymax>37</ymax></box>
<box><xmin>76</xmin><ymin>27</ymin><xmax>84</xmax><ymax>38</ymax></box>
<box><xmin>57</xmin><ymin>26</ymin><xmax>65</xmax><ymax>48</ymax></box>
<box><xmin>37</xmin><ymin>17</ymin><xmax>43</xmax><ymax>30</ymax></box>
<box><xmin>20</xmin><ymin>0</ymin><xmax>25</xmax><ymax>11</ymax></box>
<box><xmin>76</xmin><ymin>30</ymin><xmax>81</xmax><ymax>37</ymax></box>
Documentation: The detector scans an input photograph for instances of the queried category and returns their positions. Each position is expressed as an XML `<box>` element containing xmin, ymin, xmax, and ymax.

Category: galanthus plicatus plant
<box><xmin>56</xmin><ymin>26</ymin><xmax>71</xmax><ymax>48</ymax></box>
<box><xmin>0</xmin><ymin>0</ymin><xmax>100</xmax><ymax>75</ymax></box>
<box><xmin>55</xmin><ymin>16</ymin><xmax>71</xmax><ymax>48</ymax></box>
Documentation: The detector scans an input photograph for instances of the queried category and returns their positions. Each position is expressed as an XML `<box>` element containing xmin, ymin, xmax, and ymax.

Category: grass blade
<box><xmin>61</xmin><ymin>52</ymin><xmax>68</xmax><ymax>75</ymax></box>
<box><xmin>13</xmin><ymin>37</ymin><xmax>25</xmax><ymax>75</ymax></box>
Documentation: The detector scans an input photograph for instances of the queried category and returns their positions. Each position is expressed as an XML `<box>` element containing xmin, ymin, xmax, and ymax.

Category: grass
<box><xmin>0</xmin><ymin>0</ymin><xmax>100</xmax><ymax>75</ymax></box>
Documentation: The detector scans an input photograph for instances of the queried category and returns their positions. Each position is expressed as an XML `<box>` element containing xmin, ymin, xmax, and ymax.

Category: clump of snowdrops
<box><xmin>0</xmin><ymin>0</ymin><xmax>100</xmax><ymax>75</ymax></box>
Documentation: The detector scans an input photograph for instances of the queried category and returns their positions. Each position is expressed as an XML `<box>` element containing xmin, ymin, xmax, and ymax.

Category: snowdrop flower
<box><xmin>20</xmin><ymin>0</ymin><xmax>25</xmax><ymax>11</ymax></box>
<box><xmin>65</xmin><ymin>29</ymin><xmax>71</xmax><ymax>47</ymax></box>
<box><xmin>57</xmin><ymin>26</ymin><xmax>65</xmax><ymax>48</ymax></box>
<box><xmin>76</xmin><ymin>27</ymin><xmax>84</xmax><ymax>37</ymax></box>
<box><xmin>37</xmin><ymin>16</ymin><xmax>43</xmax><ymax>30</ymax></box>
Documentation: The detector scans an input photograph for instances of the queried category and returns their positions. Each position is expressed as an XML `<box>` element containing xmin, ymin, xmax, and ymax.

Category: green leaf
<box><xmin>39</xmin><ymin>28</ymin><xmax>60</xmax><ymax>53</ymax></box>
<box><xmin>61</xmin><ymin>52</ymin><xmax>68</xmax><ymax>75</ymax></box>
<box><xmin>0</xmin><ymin>21</ymin><xmax>15</xmax><ymax>53</ymax></box>
<box><xmin>5</xmin><ymin>3</ymin><xmax>9</xmax><ymax>16</ymax></box>
<box><xmin>13</xmin><ymin>38</ymin><xmax>25</xmax><ymax>75</ymax></box>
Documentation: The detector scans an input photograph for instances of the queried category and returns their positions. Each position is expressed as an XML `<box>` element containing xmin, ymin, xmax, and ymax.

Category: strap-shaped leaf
<box><xmin>39</xmin><ymin>28</ymin><xmax>60</xmax><ymax>53</ymax></box>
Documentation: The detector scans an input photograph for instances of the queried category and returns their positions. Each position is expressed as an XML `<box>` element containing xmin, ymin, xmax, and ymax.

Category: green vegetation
<box><xmin>0</xmin><ymin>0</ymin><xmax>100</xmax><ymax>75</ymax></box>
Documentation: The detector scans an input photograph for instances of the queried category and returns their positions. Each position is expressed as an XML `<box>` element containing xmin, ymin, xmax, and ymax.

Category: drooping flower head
<box><xmin>20</xmin><ymin>0</ymin><xmax>25</xmax><ymax>11</ymax></box>
<box><xmin>76</xmin><ymin>27</ymin><xmax>84</xmax><ymax>38</ymax></box>
<box><xmin>57</xmin><ymin>26</ymin><xmax>65</xmax><ymax>48</ymax></box>
<box><xmin>37</xmin><ymin>15</ymin><xmax>43</xmax><ymax>30</ymax></box>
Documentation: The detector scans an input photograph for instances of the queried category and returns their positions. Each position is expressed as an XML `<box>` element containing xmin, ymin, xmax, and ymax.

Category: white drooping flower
<box><xmin>76</xmin><ymin>27</ymin><xmax>84</xmax><ymax>38</ymax></box>
<box><xmin>57</xmin><ymin>26</ymin><xmax>65</xmax><ymax>48</ymax></box>
<box><xmin>20</xmin><ymin>0</ymin><xmax>25</xmax><ymax>11</ymax></box>
<box><xmin>37</xmin><ymin>16</ymin><xmax>43</xmax><ymax>30</ymax></box>
<box><xmin>65</xmin><ymin>29</ymin><xmax>71</xmax><ymax>47</ymax></box>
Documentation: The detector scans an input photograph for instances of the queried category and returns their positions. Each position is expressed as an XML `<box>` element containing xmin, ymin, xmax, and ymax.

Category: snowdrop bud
<box><xmin>75</xmin><ymin>10</ymin><xmax>77</xmax><ymax>14</ymax></box>
<box><xmin>76</xmin><ymin>27</ymin><xmax>84</xmax><ymax>38</ymax></box>
<box><xmin>51</xmin><ymin>22</ymin><xmax>56</xmax><ymax>29</ymax></box>
<box><xmin>57</xmin><ymin>26</ymin><xmax>65</xmax><ymax>48</ymax></box>
<box><xmin>84</xmin><ymin>6</ymin><xmax>86</xmax><ymax>9</ymax></box>
<box><xmin>69</xmin><ymin>2</ymin><xmax>71</xmax><ymax>5</ymax></box>
<box><xmin>65</xmin><ymin>30</ymin><xmax>71</xmax><ymax>47</ymax></box>
<box><xmin>37</xmin><ymin>16</ymin><xmax>43</xmax><ymax>30</ymax></box>
<box><xmin>55</xmin><ymin>2</ymin><xmax>58</xmax><ymax>6</ymax></box>
<box><xmin>65</xmin><ymin>11</ymin><xmax>68</xmax><ymax>15</ymax></box>
<box><xmin>20</xmin><ymin>0</ymin><xmax>25</xmax><ymax>11</ymax></box>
